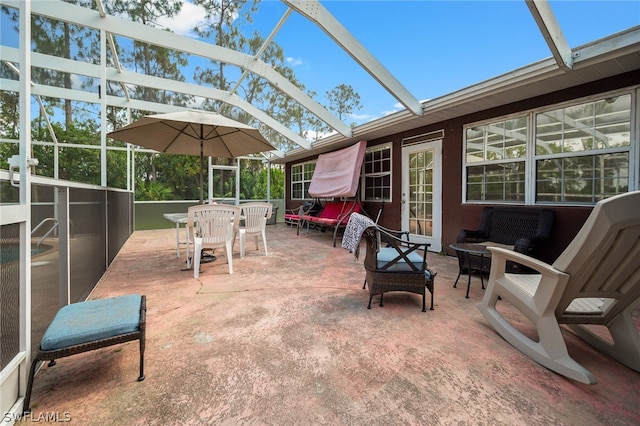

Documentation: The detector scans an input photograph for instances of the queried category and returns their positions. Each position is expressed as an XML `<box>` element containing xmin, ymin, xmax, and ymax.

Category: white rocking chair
<box><xmin>478</xmin><ymin>190</ymin><xmax>640</xmax><ymax>384</ymax></box>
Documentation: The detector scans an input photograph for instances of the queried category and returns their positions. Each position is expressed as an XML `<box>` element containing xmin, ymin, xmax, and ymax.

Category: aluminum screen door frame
<box><xmin>1</xmin><ymin>0</ymin><xmax>32</xmax><ymax>417</ymax></box>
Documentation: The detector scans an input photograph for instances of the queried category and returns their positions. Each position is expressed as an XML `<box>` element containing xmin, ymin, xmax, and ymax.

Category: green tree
<box><xmin>0</xmin><ymin>90</ymin><xmax>19</xmax><ymax>139</ymax></box>
<box><xmin>106</xmin><ymin>0</ymin><xmax>189</xmax><ymax>105</ymax></box>
<box><xmin>301</xmin><ymin>90</ymin><xmax>329</xmax><ymax>142</ymax></box>
<box><xmin>105</xmin><ymin>0</ymin><xmax>197</xmax><ymax>197</ymax></box>
<box><xmin>136</xmin><ymin>179</ymin><xmax>174</xmax><ymax>201</ymax></box>
<box><xmin>192</xmin><ymin>0</ymin><xmax>257</xmax><ymax>97</ymax></box>
<box><xmin>106</xmin><ymin>149</ymin><xmax>129</xmax><ymax>189</ymax></box>
<box><xmin>192</xmin><ymin>0</ymin><xmax>312</xmax><ymax>153</ymax></box>
<box><xmin>325</xmin><ymin>83</ymin><xmax>362</xmax><ymax>124</ymax></box>
<box><xmin>0</xmin><ymin>1</ymin><xmax>349</xmax><ymax>202</ymax></box>
<box><xmin>2</xmin><ymin>1</ymin><xmax>98</xmax><ymax>128</ymax></box>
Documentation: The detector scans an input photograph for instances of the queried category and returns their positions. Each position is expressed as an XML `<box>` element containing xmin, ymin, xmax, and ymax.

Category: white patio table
<box><xmin>163</xmin><ymin>213</ymin><xmax>188</xmax><ymax>257</ymax></box>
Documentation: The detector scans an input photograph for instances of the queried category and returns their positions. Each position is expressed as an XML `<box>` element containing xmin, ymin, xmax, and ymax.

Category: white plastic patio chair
<box><xmin>238</xmin><ymin>202</ymin><xmax>272</xmax><ymax>258</ymax></box>
<box><xmin>477</xmin><ymin>190</ymin><xmax>640</xmax><ymax>384</ymax></box>
<box><xmin>186</xmin><ymin>204</ymin><xmax>240</xmax><ymax>278</ymax></box>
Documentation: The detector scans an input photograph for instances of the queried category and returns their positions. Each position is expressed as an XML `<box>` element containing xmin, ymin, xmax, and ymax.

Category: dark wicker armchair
<box><xmin>361</xmin><ymin>226</ymin><xmax>435</xmax><ymax>312</ymax></box>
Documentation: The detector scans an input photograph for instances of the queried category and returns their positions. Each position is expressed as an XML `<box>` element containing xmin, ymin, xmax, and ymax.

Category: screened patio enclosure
<box><xmin>1</xmin><ymin>0</ymin><xmax>639</xmax><ymax>422</ymax></box>
<box><xmin>1</xmin><ymin>0</ymin><xmax>425</xmax><ymax>418</ymax></box>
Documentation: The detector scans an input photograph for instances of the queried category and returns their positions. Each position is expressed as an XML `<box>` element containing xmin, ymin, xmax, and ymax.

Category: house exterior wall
<box><xmin>286</xmin><ymin>70</ymin><xmax>640</xmax><ymax>262</ymax></box>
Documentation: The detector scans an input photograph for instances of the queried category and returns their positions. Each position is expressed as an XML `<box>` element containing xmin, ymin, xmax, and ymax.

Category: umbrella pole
<box><xmin>199</xmin><ymin>139</ymin><xmax>204</xmax><ymax>204</ymax></box>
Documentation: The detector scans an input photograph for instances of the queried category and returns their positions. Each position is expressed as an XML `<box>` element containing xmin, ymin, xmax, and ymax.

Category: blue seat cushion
<box><xmin>377</xmin><ymin>247</ymin><xmax>424</xmax><ymax>272</ymax></box>
<box><xmin>40</xmin><ymin>294</ymin><xmax>142</xmax><ymax>351</ymax></box>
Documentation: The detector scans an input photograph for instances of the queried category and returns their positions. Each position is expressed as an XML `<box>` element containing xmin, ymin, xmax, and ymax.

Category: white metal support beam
<box><xmin>94</xmin><ymin>0</ymin><xmax>130</xmax><ymax>101</ymax></box>
<box><xmin>228</xmin><ymin>8</ymin><xmax>293</xmax><ymax>97</ymax></box>
<box><xmin>27</xmin><ymin>0</ymin><xmax>352</xmax><ymax>140</ymax></box>
<box><xmin>100</xmin><ymin>29</ymin><xmax>108</xmax><ymax>186</ymax></box>
<box><xmin>1</xmin><ymin>44</ymin><xmax>308</xmax><ymax>153</ymax></box>
<box><xmin>526</xmin><ymin>0</ymin><xmax>573</xmax><ymax>71</ymax></box>
<box><xmin>17</xmin><ymin>0</ymin><xmax>32</xmax><ymax>415</ymax></box>
<box><xmin>3</xmin><ymin>61</ymin><xmax>59</xmax><ymax>147</ymax></box>
<box><xmin>283</xmin><ymin>0</ymin><xmax>423</xmax><ymax>116</ymax></box>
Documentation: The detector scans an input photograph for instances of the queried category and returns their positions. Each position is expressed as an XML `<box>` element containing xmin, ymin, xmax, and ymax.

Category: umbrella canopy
<box><xmin>107</xmin><ymin>110</ymin><xmax>276</xmax><ymax>203</ymax></box>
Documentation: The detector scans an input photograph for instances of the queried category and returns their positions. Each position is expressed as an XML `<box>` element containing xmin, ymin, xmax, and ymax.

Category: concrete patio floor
<box><xmin>22</xmin><ymin>224</ymin><xmax>640</xmax><ymax>425</ymax></box>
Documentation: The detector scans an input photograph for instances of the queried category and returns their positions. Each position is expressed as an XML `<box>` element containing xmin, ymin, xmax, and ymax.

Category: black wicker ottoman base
<box><xmin>366</xmin><ymin>270</ymin><xmax>435</xmax><ymax>312</ymax></box>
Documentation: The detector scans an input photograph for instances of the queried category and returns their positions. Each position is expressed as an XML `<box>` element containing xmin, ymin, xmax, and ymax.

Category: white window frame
<box><xmin>463</xmin><ymin>115</ymin><xmax>528</xmax><ymax>204</ymax></box>
<box><xmin>290</xmin><ymin>160</ymin><xmax>316</xmax><ymax>200</ymax></box>
<box><xmin>462</xmin><ymin>87</ymin><xmax>638</xmax><ymax>206</ymax></box>
<box><xmin>533</xmin><ymin>93</ymin><xmax>634</xmax><ymax>204</ymax></box>
<box><xmin>362</xmin><ymin>143</ymin><xmax>393</xmax><ymax>202</ymax></box>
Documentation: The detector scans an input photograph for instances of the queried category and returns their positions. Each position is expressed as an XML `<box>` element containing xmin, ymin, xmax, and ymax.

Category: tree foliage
<box><xmin>0</xmin><ymin>0</ymin><xmax>362</xmax><ymax>202</ymax></box>
<box><xmin>326</xmin><ymin>84</ymin><xmax>362</xmax><ymax>125</ymax></box>
<box><xmin>3</xmin><ymin>1</ymin><xmax>98</xmax><ymax>127</ymax></box>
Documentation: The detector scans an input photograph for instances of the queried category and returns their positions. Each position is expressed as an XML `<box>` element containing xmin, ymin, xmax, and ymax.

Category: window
<box><xmin>464</xmin><ymin>90</ymin><xmax>635</xmax><ymax>205</ymax></box>
<box><xmin>535</xmin><ymin>95</ymin><xmax>630</xmax><ymax>203</ymax></box>
<box><xmin>291</xmin><ymin>161</ymin><xmax>316</xmax><ymax>200</ymax></box>
<box><xmin>362</xmin><ymin>144</ymin><xmax>392</xmax><ymax>201</ymax></box>
<box><xmin>465</xmin><ymin>117</ymin><xmax>527</xmax><ymax>202</ymax></box>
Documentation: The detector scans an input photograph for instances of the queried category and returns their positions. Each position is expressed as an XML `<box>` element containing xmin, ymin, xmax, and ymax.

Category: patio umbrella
<box><xmin>107</xmin><ymin>110</ymin><xmax>275</xmax><ymax>204</ymax></box>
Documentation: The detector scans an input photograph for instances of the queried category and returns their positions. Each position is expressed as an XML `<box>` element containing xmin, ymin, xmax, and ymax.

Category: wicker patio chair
<box><xmin>361</xmin><ymin>225</ymin><xmax>435</xmax><ymax>312</ymax></box>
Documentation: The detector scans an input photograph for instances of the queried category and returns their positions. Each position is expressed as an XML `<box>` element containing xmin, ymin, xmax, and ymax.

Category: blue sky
<box><xmin>164</xmin><ymin>0</ymin><xmax>640</xmax><ymax>125</ymax></box>
<box><xmin>2</xmin><ymin>0</ymin><xmax>639</xmax><ymax>129</ymax></box>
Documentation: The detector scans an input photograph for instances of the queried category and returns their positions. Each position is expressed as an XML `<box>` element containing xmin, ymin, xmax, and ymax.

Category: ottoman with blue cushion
<box><xmin>23</xmin><ymin>294</ymin><xmax>146</xmax><ymax>414</ymax></box>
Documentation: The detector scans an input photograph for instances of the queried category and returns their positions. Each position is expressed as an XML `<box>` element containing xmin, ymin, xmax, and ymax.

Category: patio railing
<box><xmin>1</xmin><ymin>173</ymin><xmax>134</xmax><ymax>362</ymax></box>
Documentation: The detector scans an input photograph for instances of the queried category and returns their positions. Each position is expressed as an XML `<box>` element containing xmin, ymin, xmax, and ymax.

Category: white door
<box><xmin>401</xmin><ymin>140</ymin><xmax>442</xmax><ymax>252</ymax></box>
<box><xmin>208</xmin><ymin>163</ymin><xmax>240</xmax><ymax>205</ymax></box>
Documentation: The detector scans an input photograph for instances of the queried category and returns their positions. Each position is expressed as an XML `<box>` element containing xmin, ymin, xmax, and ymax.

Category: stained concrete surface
<box><xmin>21</xmin><ymin>225</ymin><xmax>640</xmax><ymax>425</ymax></box>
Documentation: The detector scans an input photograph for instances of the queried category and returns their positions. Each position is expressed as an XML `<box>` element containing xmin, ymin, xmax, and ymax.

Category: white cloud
<box><xmin>286</xmin><ymin>57</ymin><xmax>304</xmax><ymax>67</ymax></box>
<box><xmin>186</xmin><ymin>97</ymin><xmax>206</xmax><ymax>109</ymax></box>
<box><xmin>156</xmin><ymin>1</ymin><xmax>208</xmax><ymax>37</ymax></box>
<box><xmin>379</xmin><ymin>102</ymin><xmax>405</xmax><ymax>117</ymax></box>
<box><xmin>70</xmin><ymin>74</ymin><xmax>84</xmax><ymax>91</ymax></box>
<box><xmin>380</xmin><ymin>109</ymin><xmax>399</xmax><ymax>117</ymax></box>
<box><xmin>345</xmin><ymin>102</ymin><xmax>406</xmax><ymax>125</ymax></box>
<box><xmin>305</xmin><ymin>128</ymin><xmax>337</xmax><ymax>142</ymax></box>
<box><xmin>349</xmin><ymin>113</ymin><xmax>375</xmax><ymax>122</ymax></box>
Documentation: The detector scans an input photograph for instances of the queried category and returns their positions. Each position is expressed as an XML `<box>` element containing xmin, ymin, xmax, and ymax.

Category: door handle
<box><xmin>8</xmin><ymin>155</ymin><xmax>39</xmax><ymax>187</ymax></box>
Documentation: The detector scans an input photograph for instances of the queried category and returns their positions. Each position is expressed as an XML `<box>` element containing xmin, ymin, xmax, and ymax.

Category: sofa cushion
<box><xmin>377</xmin><ymin>247</ymin><xmax>424</xmax><ymax>272</ymax></box>
<box><xmin>303</xmin><ymin>201</ymin><xmax>361</xmax><ymax>225</ymax></box>
<box><xmin>319</xmin><ymin>202</ymin><xmax>346</xmax><ymax>219</ymax></box>
<box><xmin>40</xmin><ymin>294</ymin><xmax>142</xmax><ymax>351</ymax></box>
